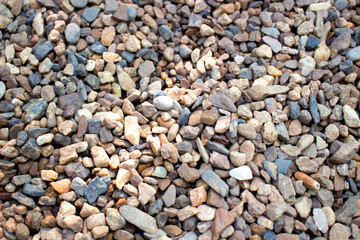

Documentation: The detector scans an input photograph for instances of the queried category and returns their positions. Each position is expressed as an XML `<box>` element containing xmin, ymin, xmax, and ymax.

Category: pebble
<box><xmin>120</xmin><ymin>205</ymin><xmax>158</xmax><ymax>234</ymax></box>
<box><xmin>229</xmin><ymin>166</ymin><xmax>253</xmax><ymax>181</ymax></box>
<box><xmin>154</xmin><ymin>96</ymin><xmax>173</xmax><ymax>111</ymax></box>
<box><xmin>65</xmin><ymin>23</ymin><xmax>80</xmax><ymax>44</ymax></box>
<box><xmin>201</xmin><ymin>170</ymin><xmax>229</xmax><ymax>197</ymax></box>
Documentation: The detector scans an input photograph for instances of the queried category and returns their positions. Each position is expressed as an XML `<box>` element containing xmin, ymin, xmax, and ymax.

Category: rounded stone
<box><xmin>153</xmin><ymin>96</ymin><xmax>174</xmax><ymax>111</ymax></box>
<box><xmin>65</xmin><ymin>23</ymin><xmax>80</xmax><ymax>44</ymax></box>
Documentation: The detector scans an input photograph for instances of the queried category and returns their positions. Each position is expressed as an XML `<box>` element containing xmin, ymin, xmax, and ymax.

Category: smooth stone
<box><xmin>153</xmin><ymin>96</ymin><xmax>173</xmax><ymax>111</ymax></box>
<box><xmin>229</xmin><ymin>166</ymin><xmax>253</xmax><ymax>180</ymax></box>
<box><xmin>65</xmin><ymin>23</ymin><xmax>80</xmax><ymax>44</ymax></box>
<box><xmin>119</xmin><ymin>205</ymin><xmax>158</xmax><ymax>234</ymax></box>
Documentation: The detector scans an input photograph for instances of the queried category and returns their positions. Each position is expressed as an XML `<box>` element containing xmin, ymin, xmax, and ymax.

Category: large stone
<box><xmin>343</xmin><ymin>105</ymin><xmax>360</xmax><ymax>128</ymax></box>
<box><xmin>23</xmin><ymin>99</ymin><xmax>48</xmax><ymax>123</ymax></box>
<box><xmin>124</xmin><ymin>116</ymin><xmax>141</xmax><ymax>145</ymax></box>
<box><xmin>119</xmin><ymin>205</ymin><xmax>158</xmax><ymax>234</ymax></box>
<box><xmin>201</xmin><ymin>171</ymin><xmax>229</xmax><ymax>197</ymax></box>
<box><xmin>330</xmin><ymin>142</ymin><xmax>359</xmax><ymax>164</ymax></box>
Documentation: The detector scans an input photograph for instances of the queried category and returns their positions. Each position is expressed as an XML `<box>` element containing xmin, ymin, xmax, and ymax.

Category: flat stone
<box><xmin>138</xmin><ymin>60</ymin><xmax>155</xmax><ymax>78</ymax></box>
<box><xmin>209</xmin><ymin>92</ymin><xmax>237</xmax><ymax>112</ymax></box>
<box><xmin>229</xmin><ymin>166</ymin><xmax>253</xmax><ymax>181</ymax></box>
<box><xmin>84</xmin><ymin>177</ymin><xmax>108</xmax><ymax>204</ymax></box>
<box><xmin>120</xmin><ymin>205</ymin><xmax>158</xmax><ymax>234</ymax></box>
<box><xmin>201</xmin><ymin>170</ymin><xmax>229</xmax><ymax>197</ymax></box>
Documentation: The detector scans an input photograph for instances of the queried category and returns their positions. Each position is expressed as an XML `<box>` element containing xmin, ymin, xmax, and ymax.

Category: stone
<box><xmin>295</xmin><ymin>197</ymin><xmax>312</xmax><ymax>218</ymax></box>
<box><xmin>50</xmin><ymin>179</ymin><xmax>71</xmax><ymax>194</ymax></box>
<box><xmin>84</xmin><ymin>177</ymin><xmax>108</xmax><ymax>204</ymax></box>
<box><xmin>154</xmin><ymin>96</ymin><xmax>173</xmax><ymax>111</ymax></box>
<box><xmin>91</xmin><ymin>146</ymin><xmax>109</xmax><ymax>167</ymax></box>
<box><xmin>313</xmin><ymin>208</ymin><xmax>328</xmax><ymax>233</ymax></box>
<box><xmin>209</xmin><ymin>92</ymin><xmax>237</xmax><ymax>112</ymax></box>
<box><xmin>70</xmin><ymin>0</ymin><xmax>88</xmax><ymax>8</ymax></box>
<box><xmin>347</xmin><ymin>46</ymin><xmax>360</xmax><ymax>61</ymax></box>
<box><xmin>23</xmin><ymin>183</ymin><xmax>45</xmax><ymax>197</ymax></box>
<box><xmin>229</xmin><ymin>166</ymin><xmax>253</xmax><ymax>181</ymax></box>
<box><xmin>65</xmin><ymin>23</ymin><xmax>80</xmax><ymax>44</ymax></box>
<box><xmin>138</xmin><ymin>60</ymin><xmax>155</xmax><ymax>78</ymax></box>
<box><xmin>212</xmin><ymin>208</ymin><xmax>235</xmax><ymax>240</ymax></box>
<box><xmin>343</xmin><ymin>105</ymin><xmax>360</xmax><ymax>128</ymax></box>
<box><xmin>82</xmin><ymin>7</ymin><xmax>100</xmax><ymax>22</ymax></box>
<box><xmin>330</xmin><ymin>142</ymin><xmax>359</xmax><ymax>164</ymax></box>
<box><xmin>162</xmin><ymin>184</ymin><xmax>176</xmax><ymax>207</ymax></box>
<box><xmin>138</xmin><ymin>182</ymin><xmax>156</xmax><ymax>205</ymax></box>
<box><xmin>201</xmin><ymin>170</ymin><xmax>229</xmax><ymax>197</ymax></box>
<box><xmin>117</xmin><ymin>67</ymin><xmax>135</xmax><ymax>91</ymax></box>
<box><xmin>124</xmin><ymin>116</ymin><xmax>141</xmax><ymax>145</ymax></box>
<box><xmin>120</xmin><ymin>205</ymin><xmax>158</xmax><ymax>234</ymax></box>
<box><xmin>299</xmin><ymin>56</ymin><xmax>315</xmax><ymax>76</ymax></box>
<box><xmin>159</xmin><ymin>25</ymin><xmax>173</xmax><ymax>40</ymax></box>
<box><xmin>23</xmin><ymin>99</ymin><xmax>48</xmax><ymax>123</ymax></box>
<box><xmin>189</xmin><ymin>186</ymin><xmax>207</xmax><ymax>207</ymax></box>
<box><xmin>21</xmin><ymin>138</ymin><xmax>41</xmax><ymax>160</ymax></box>
<box><xmin>116</xmin><ymin>168</ymin><xmax>130</xmax><ymax>190</ymax></box>
<box><xmin>329</xmin><ymin>223</ymin><xmax>351</xmax><ymax>240</ymax></box>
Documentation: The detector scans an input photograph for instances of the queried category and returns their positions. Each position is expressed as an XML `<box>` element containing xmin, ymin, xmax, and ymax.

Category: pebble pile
<box><xmin>0</xmin><ymin>0</ymin><xmax>360</xmax><ymax>239</ymax></box>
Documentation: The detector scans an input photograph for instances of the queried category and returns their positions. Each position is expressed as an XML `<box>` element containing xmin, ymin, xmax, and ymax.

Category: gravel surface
<box><xmin>0</xmin><ymin>0</ymin><xmax>360</xmax><ymax>239</ymax></box>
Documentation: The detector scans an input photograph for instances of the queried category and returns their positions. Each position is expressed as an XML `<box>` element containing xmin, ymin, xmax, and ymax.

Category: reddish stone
<box><xmin>211</xmin><ymin>208</ymin><xmax>235</xmax><ymax>240</ymax></box>
<box><xmin>77</xmin><ymin>115</ymin><xmax>88</xmax><ymax>138</ymax></box>
<box><xmin>16</xmin><ymin>75</ymin><xmax>32</xmax><ymax>92</ymax></box>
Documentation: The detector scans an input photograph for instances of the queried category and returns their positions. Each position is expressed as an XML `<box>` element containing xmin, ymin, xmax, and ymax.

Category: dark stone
<box><xmin>82</xmin><ymin>7</ymin><xmax>100</xmax><ymax>22</ymax></box>
<box><xmin>0</xmin><ymin>101</ymin><xmax>14</xmax><ymax>112</ymax></box>
<box><xmin>263</xmin><ymin>231</ymin><xmax>276</xmax><ymax>240</ymax></box>
<box><xmin>22</xmin><ymin>183</ymin><xmax>45</xmax><ymax>197</ymax></box>
<box><xmin>99</xmin><ymin>127</ymin><xmax>113</xmax><ymax>143</ymax></box>
<box><xmin>127</xmin><ymin>6</ymin><xmax>137</xmax><ymax>21</ymax></box>
<box><xmin>23</xmin><ymin>99</ymin><xmax>48</xmax><ymax>123</ymax></box>
<box><xmin>339</xmin><ymin>59</ymin><xmax>354</xmax><ymax>75</ymax></box>
<box><xmin>21</xmin><ymin>138</ymin><xmax>41</xmax><ymax>160</ymax></box>
<box><xmin>90</xmin><ymin>41</ymin><xmax>107</xmax><ymax>54</ymax></box>
<box><xmin>84</xmin><ymin>176</ymin><xmax>108</xmax><ymax>204</ymax></box>
<box><xmin>71</xmin><ymin>177</ymin><xmax>86</xmax><ymax>196</ymax></box>
<box><xmin>175</xmin><ymin>141</ymin><xmax>193</xmax><ymax>154</ymax></box>
<box><xmin>12</xmin><ymin>192</ymin><xmax>35</xmax><ymax>208</ymax></box>
<box><xmin>148</xmin><ymin>199</ymin><xmax>163</xmax><ymax>215</ymax></box>
<box><xmin>84</xmin><ymin>74</ymin><xmax>100</xmax><ymax>89</ymax></box>
<box><xmin>68</xmin><ymin>53</ymin><xmax>78</xmax><ymax>76</ymax></box>
<box><xmin>88</xmin><ymin>119</ymin><xmax>101</xmax><ymax>134</ymax></box>
<box><xmin>206</xmin><ymin>141</ymin><xmax>229</xmax><ymax>156</ymax></box>
<box><xmin>159</xmin><ymin>25</ymin><xmax>174</xmax><ymax>41</ymax></box>
<box><xmin>309</xmin><ymin>94</ymin><xmax>320</xmax><ymax>124</ymax></box>
<box><xmin>28</xmin><ymin>128</ymin><xmax>50</xmax><ymax>138</ymax></box>
<box><xmin>54</xmin><ymin>133</ymin><xmax>72</xmax><ymax>146</ymax></box>
<box><xmin>16</xmin><ymin>130</ymin><xmax>28</xmax><ymax>146</ymax></box>
<box><xmin>305</xmin><ymin>37</ymin><xmax>320</xmax><ymax>51</ymax></box>
<box><xmin>121</xmin><ymin>51</ymin><xmax>134</xmax><ymax>63</ymax></box>
<box><xmin>33</xmin><ymin>41</ymin><xmax>53</xmax><ymax>61</ymax></box>
<box><xmin>263</xmin><ymin>160</ymin><xmax>277</xmax><ymax>180</ymax></box>
<box><xmin>58</xmin><ymin>93</ymin><xmax>80</xmax><ymax>109</ymax></box>
<box><xmin>178</xmin><ymin>107</ymin><xmax>190</xmax><ymax>126</ymax></box>
<box><xmin>289</xmin><ymin>102</ymin><xmax>301</xmax><ymax>119</ymax></box>
<box><xmin>335</xmin><ymin>195</ymin><xmax>358</xmax><ymax>224</ymax></box>
<box><xmin>274</xmin><ymin>159</ymin><xmax>291</xmax><ymax>174</ymax></box>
